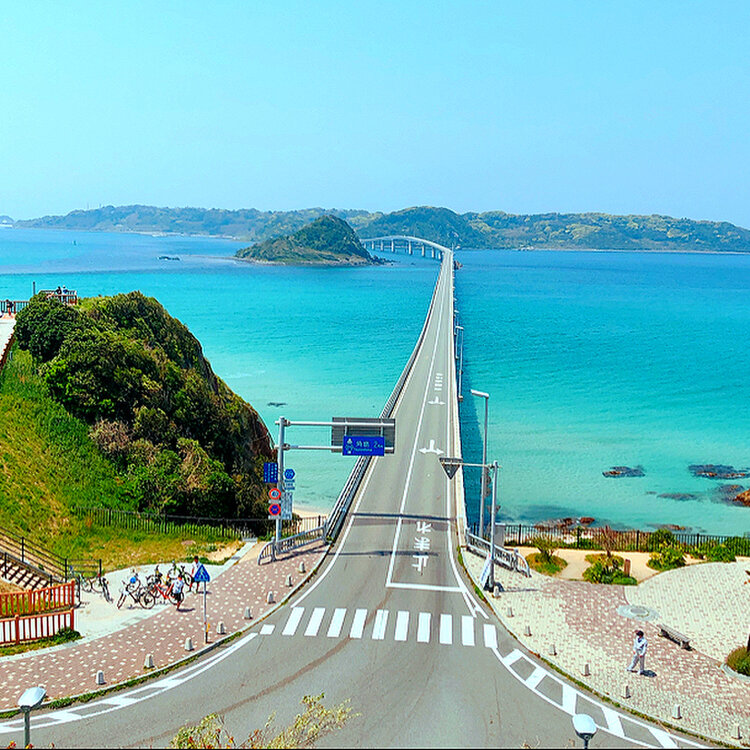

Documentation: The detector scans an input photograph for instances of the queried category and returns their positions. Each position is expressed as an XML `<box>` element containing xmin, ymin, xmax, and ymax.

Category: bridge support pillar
<box><xmin>408</xmin><ymin>241</ymin><xmax>412</xmax><ymax>255</ymax></box>
<box><xmin>391</xmin><ymin>239</ymin><xmax>395</xmax><ymax>252</ymax></box>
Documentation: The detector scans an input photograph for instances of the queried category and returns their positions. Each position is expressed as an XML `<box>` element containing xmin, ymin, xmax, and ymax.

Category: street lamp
<box><xmin>18</xmin><ymin>685</ymin><xmax>46</xmax><ymax>748</ymax></box>
<box><xmin>470</xmin><ymin>389</ymin><xmax>489</xmax><ymax>538</ymax></box>
<box><xmin>572</xmin><ymin>714</ymin><xmax>597</xmax><ymax>749</ymax></box>
<box><xmin>455</xmin><ymin>325</ymin><xmax>464</xmax><ymax>401</ymax></box>
<box><xmin>440</xmin><ymin>456</ymin><xmax>500</xmax><ymax>589</ymax></box>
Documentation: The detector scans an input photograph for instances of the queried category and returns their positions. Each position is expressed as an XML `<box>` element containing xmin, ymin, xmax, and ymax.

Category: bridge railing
<box><xmin>465</xmin><ymin>527</ymin><xmax>531</xmax><ymax>578</ymax></box>
<box><xmin>257</xmin><ymin>524</ymin><xmax>326</xmax><ymax>565</ymax></box>
<box><xmin>324</xmin><ymin>252</ymin><xmax>449</xmax><ymax>542</ymax></box>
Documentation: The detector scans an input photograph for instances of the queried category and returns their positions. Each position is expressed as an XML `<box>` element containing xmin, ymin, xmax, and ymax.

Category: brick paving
<box><xmin>464</xmin><ymin>551</ymin><xmax>750</xmax><ymax>745</ymax></box>
<box><xmin>0</xmin><ymin>542</ymin><xmax>327</xmax><ymax>710</ymax></box>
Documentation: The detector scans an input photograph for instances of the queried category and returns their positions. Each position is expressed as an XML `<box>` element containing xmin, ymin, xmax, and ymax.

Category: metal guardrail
<box><xmin>465</xmin><ymin>528</ymin><xmax>531</xmax><ymax>578</ymax></box>
<box><xmin>324</xmin><ymin>252</ymin><xmax>449</xmax><ymax>543</ymax></box>
<box><xmin>258</xmin><ymin>524</ymin><xmax>326</xmax><ymax>564</ymax></box>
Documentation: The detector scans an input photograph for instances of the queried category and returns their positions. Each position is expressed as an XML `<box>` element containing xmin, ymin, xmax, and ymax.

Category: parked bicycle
<box><xmin>167</xmin><ymin>560</ymin><xmax>193</xmax><ymax>589</ymax></box>
<box><xmin>146</xmin><ymin>569</ymin><xmax>180</xmax><ymax>607</ymax></box>
<box><xmin>69</xmin><ymin>564</ymin><xmax>110</xmax><ymax>604</ymax></box>
<box><xmin>116</xmin><ymin>572</ymin><xmax>154</xmax><ymax>609</ymax></box>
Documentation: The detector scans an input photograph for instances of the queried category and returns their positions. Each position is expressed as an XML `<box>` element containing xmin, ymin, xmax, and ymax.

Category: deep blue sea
<box><xmin>1</xmin><ymin>227</ymin><xmax>749</xmax><ymax>535</ymax></box>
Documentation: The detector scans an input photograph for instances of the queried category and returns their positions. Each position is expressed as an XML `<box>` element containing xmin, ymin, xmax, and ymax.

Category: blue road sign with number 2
<box><xmin>342</xmin><ymin>435</ymin><xmax>385</xmax><ymax>456</ymax></box>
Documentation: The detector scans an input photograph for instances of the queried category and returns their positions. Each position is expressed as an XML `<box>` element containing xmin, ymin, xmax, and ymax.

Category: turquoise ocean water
<box><xmin>1</xmin><ymin>228</ymin><xmax>749</xmax><ymax>535</ymax></box>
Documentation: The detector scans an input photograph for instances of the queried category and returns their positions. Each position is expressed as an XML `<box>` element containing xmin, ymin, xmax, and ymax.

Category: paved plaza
<box><xmin>464</xmin><ymin>550</ymin><xmax>750</xmax><ymax>745</ymax></box>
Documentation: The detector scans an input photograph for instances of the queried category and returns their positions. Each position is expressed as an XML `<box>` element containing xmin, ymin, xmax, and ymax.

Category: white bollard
<box><xmin>184</xmin><ymin>637</ymin><xmax>194</xmax><ymax>652</ymax></box>
<box><xmin>582</xmin><ymin>662</ymin><xmax>591</xmax><ymax>676</ymax></box>
<box><xmin>622</xmin><ymin>683</ymin><xmax>631</xmax><ymax>699</ymax></box>
<box><xmin>548</xmin><ymin>643</ymin><xmax>556</xmax><ymax>655</ymax></box>
<box><xmin>243</xmin><ymin>607</ymin><xmax>252</xmax><ymax>620</ymax></box>
<box><xmin>731</xmin><ymin>725</ymin><xmax>742</xmax><ymax>740</ymax></box>
<box><xmin>672</xmin><ymin>704</ymin><xmax>682</xmax><ymax>720</ymax></box>
<box><xmin>144</xmin><ymin>654</ymin><xmax>154</xmax><ymax>669</ymax></box>
<box><xmin>506</xmin><ymin>607</ymin><xmax>514</xmax><ymax>618</ymax></box>
<box><xmin>95</xmin><ymin>670</ymin><xmax>105</xmax><ymax>685</ymax></box>
<box><xmin>267</xmin><ymin>591</ymin><xmax>274</xmax><ymax>604</ymax></box>
<box><xmin>523</xmin><ymin>625</ymin><xmax>532</xmax><ymax>637</ymax></box>
<box><xmin>298</xmin><ymin>561</ymin><xmax>306</xmax><ymax>574</ymax></box>
<box><xmin>286</xmin><ymin>574</ymin><xmax>293</xmax><ymax>587</ymax></box>
<box><xmin>218</xmin><ymin>621</ymin><xmax>227</xmax><ymax>634</ymax></box>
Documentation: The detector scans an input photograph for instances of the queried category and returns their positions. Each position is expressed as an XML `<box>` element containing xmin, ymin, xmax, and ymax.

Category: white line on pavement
<box><xmin>417</xmin><ymin>612</ymin><xmax>431</xmax><ymax>643</ymax></box>
<box><xmin>394</xmin><ymin>611</ymin><xmax>409</xmax><ymax>641</ymax></box>
<box><xmin>371</xmin><ymin>609</ymin><xmax>389</xmax><ymax>640</ymax></box>
<box><xmin>260</xmin><ymin>624</ymin><xmax>274</xmax><ymax>635</ymax></box>
<box><xmin>327</xmin><ymin>608</ymin><xmax>346</xmax><ymax>638</ymax></box>
<box><xmin>439</xmin><ymin>614</ymin><xmax>452</xmax><ymax>645</ymax></box>
<box><xmin>525</xmin><ymin>666</ymin><xmax>546</xmax><ymax>690</ymax></box>
<box><xmin>461</xmin><ymin>615</ymin><xmax>475</xmax><ymax>646</ymax></box>
<box><xmin>349</xmin><ymin>608</ymin><xmax>367</xmax><ymax>639</ymax></box>
<box><xmin>385</xmin><ymin>582</ymin><xmax>462</xmax><ymax>592</ymax></box>
<box><xmin>483</xmin><ymin>623</ymin><xmax>498</xmax><ymax>649</ymax></box>
<box><xmin>304</xmin><ymin>607</ymin><xmax>325</xmax><ymax>637</ymax></box>
<box><xmin>282</xmin><ymin>607</ymin><xmax>305</xmax><ymax>636</ymax></box>
<box><xmin>649</xmin><ymin>727</ymin><xmax>679</xmax><ymax>749</ymax></box>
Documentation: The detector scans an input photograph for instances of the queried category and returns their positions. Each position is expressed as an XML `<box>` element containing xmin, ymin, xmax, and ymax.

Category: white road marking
<box><xmin>99</xmin><ymin>696</ymin><xmax>137</xmax><ymax>707</ymax></box>
<box><xmin>439</xmin><ymin>614</ymin><xmax>452</xmax><ymax>645</ymax></box>
<box><xmin>349</xmin><ymin>608</ymin><xmax>367</xmax><ymax>639</ymax></box>
<box><xmin>304</xmin><ymin>607</ymin><xmax>325</xmax><ymax>637</ymax></box>
<box><xmin>418</xmin><ymin>439</ymin><xmax>443</xmax><ymax>455</ymax></box>
<box><xmin>371</xmin><ymin>609</ymin><xmax>389</xmax><ymax>640</ymax></box>
<box><xmin>427</xmin><ymin>396</ymin><xmax>444</xmax><ymax>405</ymax></box>
<box><xmin>282</xmin><ymin>607</ymin><xmax>305</xmax><ymax>636</ymax></box>
<box><xmin>525</xmin><ymin>666</ymin><xmax>546</xmax><ymax>690</ymax></box>
<box><xmin>260</xmin><ymin>624</ymin><xmax>274</xmax><ymax>635</ymax></box>
<box><xmin>483</xmin><ymin>624</ymin><xmax>497</xmax><ymax>649</ymax></box>
<box><xmin>386</xmin><ymin>582</ymin><xmax>462</xmax><ymax>592</ymax></box>
<box><xmin>417</xmin><ymin>612</ymin><xmax>431</xmax><ymax>643</ymax></box>
<box><xmin>327</xmin><ymin>608</ymin><xmax>346</xmax><ymax>638</ymax></box>
<box><xmin>502</xmin><ymin>649</ymin><xmax>523</xmax><ymax>666</ymax></box>
<box><xmin>561</xmin><ymin>685</ymin><xmax>577</xmax><ymax>714</ymax></box>
<box><xmin>461</xmin><ymin>615</ymin><xmax>475</xmax><ymax>646</ymax></box>
<box><xmin>46</xmin><ymin>710</ymin><xmax>83</xmax><ymax>722</ymax></box>
<box><xmin>394</xmin><ymin>611</ymin><xmax>409</xmax><ymax>641</ymax></box>
<box><xmin>601</xmin><ymin>706</ymin><xmax>623</xmax><ymax>737</ymax></box>
<box><xmin>649</xmin><ymin>727</ymin><xmax>679</xmax><ymax>748</ymax></box>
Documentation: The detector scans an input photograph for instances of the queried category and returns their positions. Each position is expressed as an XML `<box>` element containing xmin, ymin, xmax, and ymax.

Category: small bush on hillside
<box><xmin>525</xmin><ymin>552</ymin><xmax>567</xmax><ymax>576</ymax></box>
<box><xmin>691</xmin><ymin>542</ymin><xmax>736</xmax><ymax>562</ymax></box>
<box><xmin>648</xmin><ymin>543</ymin><xmax>686</xmax><ymax>570</ymax></box>
<box><xmin>582</xmin><ymin>555</ymin><xmax>636</xmax><ymax>585</ymax></box>
<box><xmin>530</xmin><ymin>535</ymin><xmax>557</xmax><ymax>563</ymax></box>
<box><xmin>648</xmin><ymin>529</ymin><xmax>676</xmax><ymax>551</ymax></box>
<box><xmin>727</xmin><ymin>647</ymin><xmax>750</xmax><ymax>676</ymax></box>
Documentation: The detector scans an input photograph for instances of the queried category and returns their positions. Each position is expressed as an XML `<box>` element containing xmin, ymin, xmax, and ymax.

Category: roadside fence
<box><xmin>0</xmin><ymin>608</ymin><xmax>75</xmax><ymax>646</ymax></box>
<box><xmin>0</xmin><ymin>581</ymin><xmax>75</xmax><ymax>618</ymax></box>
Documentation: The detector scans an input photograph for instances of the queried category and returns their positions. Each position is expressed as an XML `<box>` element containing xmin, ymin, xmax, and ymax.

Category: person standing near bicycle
<box><xmin>172</xmin><ymin>572</ymin><xmax>186</xmax><ymax>611</ymax></box>
<box><xmin>189</xmin><ymin>555</ymin><xmax>200</xmax><ymax>593</ymax></box>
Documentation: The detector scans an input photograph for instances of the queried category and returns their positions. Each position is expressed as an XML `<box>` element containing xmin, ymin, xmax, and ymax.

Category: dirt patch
<box><xmin>0</xmin><ymin>579</ymin><xmax>25</xmax><ymax>594</ymax></box>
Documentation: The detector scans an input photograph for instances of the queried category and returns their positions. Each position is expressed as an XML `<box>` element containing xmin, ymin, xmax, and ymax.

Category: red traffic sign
<box><xmin>268</xmin><ymin>503</ymin><xmax>281</xmax><ymax>516</ymax></box>
<box><xmin>268</xmin><ymin>488</ymin><xmax>282</xmax><ymax>501</ymax></box>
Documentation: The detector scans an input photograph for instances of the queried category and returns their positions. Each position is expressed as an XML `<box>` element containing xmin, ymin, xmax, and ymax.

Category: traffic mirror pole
<box><xmin>488</xmin><ymin>460</ymin><xmax>499</xmax><ymax>589</ymax></box>
<box><xmin>275</xmin><ymin>417</ymin><xmax>287</xmax><ymax>559</ymax></box>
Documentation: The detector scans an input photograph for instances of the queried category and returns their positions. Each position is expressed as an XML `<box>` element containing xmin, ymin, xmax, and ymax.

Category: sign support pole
<box><xmin>488</xmin><ymin>461</ymin><xmax>499</xmax><ymax>590</ymax></box>
<box><xmin>203</xmin><ymin>580</ymin><xmax>208</xmax><ymax>643</ymax></box>
<box><xmin>275</xmin><ymin>417</ymin><xmax>286</xmax><ymax>559</ymax></box>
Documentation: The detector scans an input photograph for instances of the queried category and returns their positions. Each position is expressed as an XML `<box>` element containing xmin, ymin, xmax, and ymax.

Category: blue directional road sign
<box><xmin>342</xmin><ymin>435</ymin><xmax>385</xmax><ymax>456</ymax></box>
<box><xmin>193</xmin><ymin>563</ymin><xmax>211</xmax><ymax>583</ymax></box>
<box><xmin>263</xmin><ymin>462</ymin><xmax>278</xmax><ymax>483</ymax></box>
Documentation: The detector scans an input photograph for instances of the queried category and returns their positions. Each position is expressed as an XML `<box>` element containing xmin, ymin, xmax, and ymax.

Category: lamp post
<box><xmin>470</xmin><ymin>389</ymin><xmax>489</xmax><ymax>538</ymax></box>
<box><xmin>455</xmin><ymin>324</ymin><xmax>464</xmax><ymax>401</ymax></box>
<box><xmin>18</xmin><ymin>685</ymin><xmax>46</xmax><ymax>748</ymax></box>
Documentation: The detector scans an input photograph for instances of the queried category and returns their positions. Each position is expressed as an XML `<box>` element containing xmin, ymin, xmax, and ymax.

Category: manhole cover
<box><xmin>617</xmin><ymin>604</ymin><xmax>660</xmax><ymax>622</ymax></box>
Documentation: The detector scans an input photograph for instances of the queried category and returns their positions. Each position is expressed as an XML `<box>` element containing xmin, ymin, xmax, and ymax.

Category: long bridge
<box><xmin>361</xmin><ymin>234</ymin><xmax>447</xmax><ymax>260</ymax></box>
<box><xmin>6</xmin><ymin>244</ymin><xmax>691</xmax><ymax>748</ymax></box>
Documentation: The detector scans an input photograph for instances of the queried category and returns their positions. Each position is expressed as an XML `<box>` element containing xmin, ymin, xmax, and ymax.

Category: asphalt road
<box><xmin>1</xmin><ymin>251</ymin><xmax>699</xmax><ymax>748</ymax></box>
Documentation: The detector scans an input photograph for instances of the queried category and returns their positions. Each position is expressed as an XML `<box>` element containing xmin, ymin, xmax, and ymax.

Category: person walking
<box><xmin>627</xmin><ymin>629</ymin><xmax>648</xmax><ymax>674</ymax></box>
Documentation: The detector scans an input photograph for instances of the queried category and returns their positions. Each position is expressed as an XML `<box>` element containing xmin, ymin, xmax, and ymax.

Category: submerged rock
<box><xmin>603</xmin><ymin>465</ymin><xmax>645</xmax><ymax>478</ymax></box>
<box><xmin>657</xmin><ymin>493</ymin><xmax>699</xmax><ymax>501</ymax></box>
<box><xmin>688</xmin><ymin>464</ymin><xmax>750</xmax><ymax>480</ymax></box>
<box><xmin>733</xmin><ymin>489</ymin><xmax>750</xmax><ymax>507</ymax></box>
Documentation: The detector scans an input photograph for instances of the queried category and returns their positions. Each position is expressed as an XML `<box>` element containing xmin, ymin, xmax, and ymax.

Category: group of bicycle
<box><xmin>115</xmin><ymin>558</ymin><xmax>202</xmax><ymax>611</ymax></box>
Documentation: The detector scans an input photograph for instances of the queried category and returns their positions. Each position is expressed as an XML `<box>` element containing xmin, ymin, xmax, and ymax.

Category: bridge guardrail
<box><xmin>465</xmin><ymin>528</ymin><xmax>531</xmax><ymax>578</ymax></box>
<box><xmin>324</xmin><ymin>251</ymin><xmax>450</xmax><ymax>543</ymax></box>
<box><xmin>257</xmin><ymin>524</ymin><xmax>326</xmax><ymax>564</ymax></box>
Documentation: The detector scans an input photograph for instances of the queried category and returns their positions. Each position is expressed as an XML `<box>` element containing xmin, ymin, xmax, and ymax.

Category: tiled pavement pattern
<box><xmin>465</xmin><ymin>551</ymin><xmax>750</xmax><ymax>745</ymax></box>
<box><xmin>0</xmin><ymin>542</ymin><xmax>327</xmax><ymax>711</ymax></box>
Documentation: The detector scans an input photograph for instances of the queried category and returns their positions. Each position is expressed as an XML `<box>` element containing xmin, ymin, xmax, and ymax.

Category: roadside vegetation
<box><xmin>170</xmin><ymin>693</ymin><xmax>355</xmax><ymax>749</ymax></box>
<box><xmin>582</xmin><ymin>553</ymin><xmax>636</xmax><ymax>585</ymax></box>
<box><xmin>526</xmin><ymin>536</ymin><xmax>567</xmax><ymax>575</ymax></box>
<box><xmin>727</xmin><ymin>646</ymin><xmax>750</xmax><ymax>677</ymax></box>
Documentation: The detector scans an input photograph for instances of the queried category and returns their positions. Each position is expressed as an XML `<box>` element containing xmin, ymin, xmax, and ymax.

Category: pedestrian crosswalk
<box><xmin>260</xmin><ymin>606</ymin><xmax>497</xmax><ymax>648</ymax></box>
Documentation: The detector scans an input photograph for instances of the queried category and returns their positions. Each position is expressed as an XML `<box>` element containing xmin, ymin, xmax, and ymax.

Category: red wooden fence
<box><xmin>0</xmin><ymin>580</ymin><xmax>75</xmax><ymax>617</ymax></box>
<box><xmin>0</xmin><ymin>608</ymin><xmax>75</xmax><ymax>645</ymax></box>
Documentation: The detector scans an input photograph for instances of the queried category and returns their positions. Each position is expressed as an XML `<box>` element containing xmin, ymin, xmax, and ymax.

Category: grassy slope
<box><xmin>0</xmin><ymin>350</ymin><xmax>235</xmax><ymax>570</ymax></box>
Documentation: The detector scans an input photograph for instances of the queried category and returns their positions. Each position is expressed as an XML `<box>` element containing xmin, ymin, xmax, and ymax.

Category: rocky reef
<box><xmin>602</xmin><ymin>465</ymin><xmax>645</xmax><ymax>478</ymax></box>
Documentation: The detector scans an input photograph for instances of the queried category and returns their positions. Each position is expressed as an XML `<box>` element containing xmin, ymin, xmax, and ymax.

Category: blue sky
<box><xmin>1</xmin><ymin>1</ymin><xmax>749</xmax><ymax>225</ymax></box>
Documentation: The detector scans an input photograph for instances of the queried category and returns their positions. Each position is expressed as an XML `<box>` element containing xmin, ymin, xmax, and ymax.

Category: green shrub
<box><xmin>648</xmin><ymin>529</ymin><xmax>675</xmax><ymax>551</ymax></box>
<box><xmin>648</xmin><ymin>543</ymin><xmax>686</xmax><ymax>570</ymax></box>
<box><xmin>525</xmin><ymin>552</ymin><xmax>567</xmax><ymax>576</ymax></box>
<box><xmin>53</xmin><ymin>627</ymin><xmax>81</xmax><ymax>644</ymax></box>
<box><xmin>696</xmin><ymin>542</ymin><xmax>736</xmax><ymax>562</ymax></box>
<box><xmin>582</xmin><ymin>555</ymin><xmax>636</xmax><ymax>585</ymax></box>
<box><xmin>727</xmin><ymin>647</ymin><xmax>750</xmax><ymax>676</ymax></box>
<box><xmin>530</xmin><ymin>535</ymin><xmax>557</xmax><ymax>563</ymax></box>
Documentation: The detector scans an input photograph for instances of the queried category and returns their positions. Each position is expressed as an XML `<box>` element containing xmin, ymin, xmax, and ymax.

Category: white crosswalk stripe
<box><xmin>271</xmin><ymin>606</ymin><xmax>497</xmax><ymax>649</ymax></box>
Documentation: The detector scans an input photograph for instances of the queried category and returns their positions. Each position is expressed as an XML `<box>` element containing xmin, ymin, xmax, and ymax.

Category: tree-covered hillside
<box><xmin>14</xmin><ymin>292</ymin><xmax>274</xmax><ymax>519</ymax></box>
<box><xmin>235</xmin><ymin>215</ymin><xmax>378</xmax><ymax>265</ymax></box>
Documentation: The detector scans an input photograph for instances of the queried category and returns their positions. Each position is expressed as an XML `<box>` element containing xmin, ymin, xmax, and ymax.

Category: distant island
<box><xmin>11</xmin><ymin>203</ymin><xmax>750</xmax><ymax>253</ymax></box>
<box><xmin>235</xmin><ymin>215</ymin><xmax>380</xmax><ymax>266</ymax></box>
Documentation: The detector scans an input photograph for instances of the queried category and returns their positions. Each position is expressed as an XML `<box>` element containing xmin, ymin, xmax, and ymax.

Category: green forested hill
<box><xmin>13</xmin><ymin>292</ymin><xmax>274</xmax><ymax>521</ymax></box>
<box><xmin>235</xmin><ymin>215</ymin><xmax>377</xmax><ymax>265</ymax></box>
<box><xmin>14</xmin><ymin>203</ymin><xmax>750</xmax><ymax>252</ymax></box>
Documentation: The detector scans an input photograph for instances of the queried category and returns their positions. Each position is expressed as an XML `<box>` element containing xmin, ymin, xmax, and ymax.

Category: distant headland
<box><xmin>9</xmin><ymin>204</ymin><xmax>750</xmax><ymax>253</ymax></box>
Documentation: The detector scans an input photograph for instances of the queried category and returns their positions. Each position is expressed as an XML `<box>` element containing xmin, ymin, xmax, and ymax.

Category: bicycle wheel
<box><xmin>101</xmin><ymin>578</ymin><xmax>111</xmax><ymax>603</ymax></box>
<box><xmin>140</xmin><ymin>592</ymin><xmax>155</xmax><ymax>609</ymax></box>
<box><xmin>183</xmin><ymin>572</ymin><xmax>193</xmax><ymax>589</ymax></box>
<box><xmin>116</xmin><ymin>592</ymin><xmax>127</xmax><ymax>609</ymax></box>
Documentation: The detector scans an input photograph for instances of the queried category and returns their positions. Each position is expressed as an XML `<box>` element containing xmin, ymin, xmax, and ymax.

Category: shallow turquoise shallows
<box><xmin>2</xmin><ymin>228</ymin><xmax>749</xmax><ymax>535</ymax></box>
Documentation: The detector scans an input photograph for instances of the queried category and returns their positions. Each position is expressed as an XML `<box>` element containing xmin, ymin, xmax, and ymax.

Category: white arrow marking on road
<box><xmin>427</xmin><ymin>396</ymin><xmax>445</xmax><ymax>405</ymax></box>
<box><xmin>418</xmin><ymin>440</ymin><xmax>443</xmax><ymax>455</ymax></box>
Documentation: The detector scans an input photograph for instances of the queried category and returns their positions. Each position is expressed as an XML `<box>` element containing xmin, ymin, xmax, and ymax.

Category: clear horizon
<box><xmin>2</xmin><ymin>1</ymin><xmax>749</xmax><ymax>227</ymax></box>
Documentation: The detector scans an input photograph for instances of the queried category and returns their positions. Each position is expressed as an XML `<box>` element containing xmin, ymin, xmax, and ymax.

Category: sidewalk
<box><xmin>464</xmin><ymin>549</ymin><xmax>750</xmax><ymax>745</ymax></box>
<box><xmin>0</xmin><ymin>540</ymin><xmax>327</xmax><ymax>711</ymax></box>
